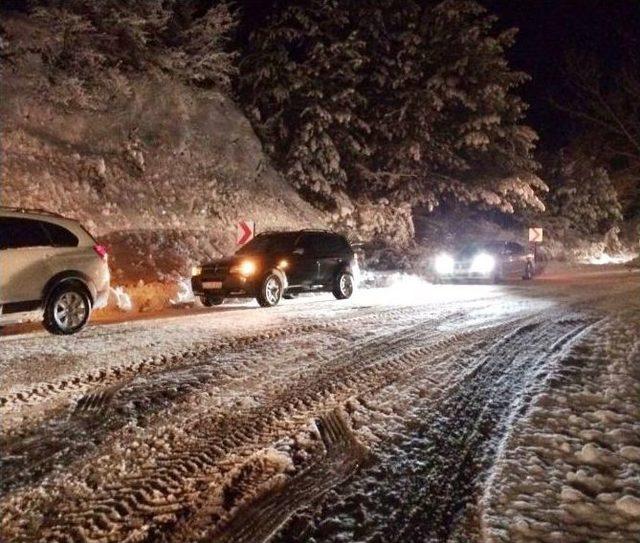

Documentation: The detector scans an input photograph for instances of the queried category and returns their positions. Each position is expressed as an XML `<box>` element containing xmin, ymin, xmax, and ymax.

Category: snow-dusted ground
<box><xmin>481</xmin><ymin>294</ymin><xmax>640</xmax><ymax>542</ymax></box>
<box><xmin>0</xmin><ymin>268</ymin><xmax>638</xmax><ymax>542</ymax></box>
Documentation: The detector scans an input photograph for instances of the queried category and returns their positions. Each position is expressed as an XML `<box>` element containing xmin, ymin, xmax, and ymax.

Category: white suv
<box><xmin>0</xmin><ymin>208</ymin><xmax>110</xmax><ymax>334</ymax></box>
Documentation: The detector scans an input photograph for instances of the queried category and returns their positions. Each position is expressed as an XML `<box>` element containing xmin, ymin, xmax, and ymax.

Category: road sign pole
<box><xmin>528</xmin><ymin>227</ymin><xmax>543</xmax><ymax>262</ymax></box>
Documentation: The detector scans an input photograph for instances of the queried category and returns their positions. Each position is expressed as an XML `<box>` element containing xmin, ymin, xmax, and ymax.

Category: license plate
<box><xmin>203</xmin><ymin>281</ymin><xmax>223</xmax><ymax>289</ymax></box>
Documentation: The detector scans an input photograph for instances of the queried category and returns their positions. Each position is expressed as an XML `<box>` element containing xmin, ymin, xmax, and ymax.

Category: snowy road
<box><xmin>1</xmin><ymin>269</ymin><xmax>639</xmax><ymax>542</ymax></box>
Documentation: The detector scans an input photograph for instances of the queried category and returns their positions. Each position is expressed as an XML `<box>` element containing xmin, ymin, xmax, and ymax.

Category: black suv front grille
<box><xmin>202</xmin><ymin>265</ymin><xmax>229</xmax><ymax>280</ymax></box>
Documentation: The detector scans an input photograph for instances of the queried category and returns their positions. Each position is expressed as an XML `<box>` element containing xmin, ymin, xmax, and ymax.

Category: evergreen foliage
<box><xmin>22</xmin><ymin>0</ymin><xmax>237</xmax><ymax>90</ymax></box>
<box><xmin>545</xmin><ymin>152</ymin><xmax>623</xmax><ymax>235</ymax></box>
<box><xmin>239</xmin><ymin>0</ymin><xmax>546</xmax><ymax>213</ymax></box>
<box><xmin>239</xmin><ymin>0</ymin><xmax>370</xmax><ymax>206</ymax></box>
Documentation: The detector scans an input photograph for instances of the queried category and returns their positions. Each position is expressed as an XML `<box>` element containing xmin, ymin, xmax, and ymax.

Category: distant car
<box><xmin>0</xmin><ymin>208</ymin><xmax>110</xmax><ymax>334</ymax></box>
<box><xmin>191</xmin><ymin>230</ymin><xmax>359</xmax><ymax>307</ymax></box>
<box><xmin>434</xmin><ymin>240</ymin><xmax>535</xmax><ymax>282</ymax></box>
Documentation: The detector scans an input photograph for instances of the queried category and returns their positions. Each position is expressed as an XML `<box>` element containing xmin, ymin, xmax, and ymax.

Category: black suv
<box><xmin>191</xmin><ymin>230</ymin><xmax>358</xmax><ymax>307</ymax></box>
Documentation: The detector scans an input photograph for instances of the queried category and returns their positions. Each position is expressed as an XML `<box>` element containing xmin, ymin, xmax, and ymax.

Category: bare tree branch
<box><xmin>557</xmin><ymin>54</ymin><xmax>640</xmax><ymax>162</ymax></box>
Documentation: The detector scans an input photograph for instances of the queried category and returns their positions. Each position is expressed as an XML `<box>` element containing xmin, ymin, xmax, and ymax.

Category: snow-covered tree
<box><xmin>545</xmin><ymin>151</ymin><xmax>623</xmax><ymax>235</ymax></box>
<box><xmin>238</xmin><ymin>0</ymin><xmax>370</xmax><ymax>207</ymax></box>
<box><xmin>353</xmin><ymin>0</ymin><xmax>544</xmax><ymax>212</ymax></box>
<box><xmin>25</xmin><ymin>0</ymin><xmax>237</xmax><ymax>91</ymax></box>
<box><xmin>555</xmin><ymin>52</ymin><xmax>640</xmax><ymax>219</ymax></box>
<box><xmin>160</xmin><ymin>2</ymin><xmax>238</xmax><ymax>88</ymax></box>
<box><xmin>239</xmin><ymin>0</ymin><xmax>545</xmax><ymax>214</ymax></box>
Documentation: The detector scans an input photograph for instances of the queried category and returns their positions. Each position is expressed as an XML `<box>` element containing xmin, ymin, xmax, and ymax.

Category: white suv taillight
<box><xmin>93</xmin><ymin>244</ymin><xmax>108</xmax><ymax>260</ymax></box>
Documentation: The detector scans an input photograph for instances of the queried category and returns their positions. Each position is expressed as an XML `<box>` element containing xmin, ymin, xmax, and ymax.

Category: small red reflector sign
<box><xmin>237</xmin><ymin>221</ymin><xmax>255</xmax><ymax>245</ymax></box>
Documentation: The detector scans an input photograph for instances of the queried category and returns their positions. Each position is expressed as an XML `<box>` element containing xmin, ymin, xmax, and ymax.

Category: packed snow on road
<box><xmin>1</xmin><ymin>268</ymin><xmax>639</xmax><ymax>543</ymax></box>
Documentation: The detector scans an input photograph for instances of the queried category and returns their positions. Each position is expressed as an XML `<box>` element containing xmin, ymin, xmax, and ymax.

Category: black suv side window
<box><xmin>0</xmin><ymin>217</ymin><xmax>52</xmax><ymax>249</ymax></box>
<box><xmin>296</xmin><ymin>232</ymin><xmax>350</xmax><ymax>255</ymax></box>
<box><xmin>296</xmin><ymin>234</ymin><xmax>319</xmax><ymax>254</ymax></box>
<box><xmin>323</xmin><ymin>234</ymin><xmax>350</xmax><ymax>254</ymax></box>
<box><xmin>41</xmin><ymin>221</ymin><xmax>79</xmax><ymax>247</ymax></box>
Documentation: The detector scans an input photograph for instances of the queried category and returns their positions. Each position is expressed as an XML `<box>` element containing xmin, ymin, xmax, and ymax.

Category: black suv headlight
<box><xmin>230</xmin><ymin>260</ymin><xmax>257</xmax><ymax>277</ymax></box>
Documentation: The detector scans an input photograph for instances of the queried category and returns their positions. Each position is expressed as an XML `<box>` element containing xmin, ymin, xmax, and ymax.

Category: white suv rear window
<box><xmin>0</xmin><ymin>217</ymin><xmax>50</xmax><ymax>249</ymax></box>
<box><xmin>0</xmin><ymin>217</ymin><xmax>78</xmax><ymax>249</ymax></box>
<box><xmin>41</xmin><ymin>221</ymin><xmax>79</xmax><ymax>247</ymax></box>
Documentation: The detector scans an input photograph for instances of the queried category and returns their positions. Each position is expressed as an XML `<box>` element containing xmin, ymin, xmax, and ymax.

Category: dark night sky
<box><xmin>485</xmin><ymin>0</ymin><xmax>640</xmax><ymax>149</ymax></box>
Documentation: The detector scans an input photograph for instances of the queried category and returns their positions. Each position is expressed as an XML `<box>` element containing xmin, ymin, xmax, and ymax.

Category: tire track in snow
<box><xmin>32</xmin><ymin>319</ymin><xmax>514</xmax><ymax>542</ymax></box>
<box><xmin>273</xmin><ymin>316</ymin><xmax>597</xmax><ymax>543</ymax></box>
<box><xmin>0</xmin><ymin>304</ymin><xmax>440</xmax><ymax>413</ymax></box>
<box><xmin>0</xmin><ymin>305</ymin><xmax>469</xmax><ymax>494</ymax></box>
<box><xmin>180</xmin><ymin>410</ymin><xmax>369</xmax><ymax>543</ymax></box>
<box><xmin>171</xmin><ymin>317</ymin><xmax>532</xmax><ymax>543</ymax></box>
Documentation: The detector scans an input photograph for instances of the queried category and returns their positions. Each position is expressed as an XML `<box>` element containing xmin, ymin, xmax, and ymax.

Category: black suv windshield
<box><xmin>236</xmin><ymin>232</ymin><xmax>299</xmax><ymax>255</ymax></box>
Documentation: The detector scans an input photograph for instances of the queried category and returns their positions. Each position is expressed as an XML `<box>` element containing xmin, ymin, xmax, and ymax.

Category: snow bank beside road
<box><xmin>97</xmin><ymin>271</ymin><xmax>433</xmax><ymax>317</ymax></box>
<box><xmin>481</xmin><ymin>305</ymin><xmax>640</xmax><ymax>542</ymax></box>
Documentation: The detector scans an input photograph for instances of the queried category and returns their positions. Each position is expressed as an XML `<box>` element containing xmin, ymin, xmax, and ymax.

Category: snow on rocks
<box><xmin>615</xmin><ymin>495</ymin><xmax>640</xmax><ymax>518</ymax></box>
<box><xmin>620</xmin><ymin>446</ymin><xmax>640</xmax><ymax>462</ymax></box>
<box><xmin>575</xmin><ymin>443</ymin><xmax>613</xmax><ymax>465</ymax></box>
<box><xmin>1</xmin><ymin>56</ymin><xmax>328</xmax><ymax>284</ymax></box>
<box><xmin>170</xmin><ymin>277</ymin><xmax>196</xmax><ymax>306</ymax></box>
<box><xmin>560</xmin><ymin>486</ymin><xmax>587</xmax><ymax>503</ymax></box>
<box><xmin>108</xmin><ymin>286</ymin><xmax>133</xmax><ymax>312</ymax></box>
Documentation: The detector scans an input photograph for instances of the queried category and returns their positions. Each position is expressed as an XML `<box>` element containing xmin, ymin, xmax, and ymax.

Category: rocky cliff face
<box><xmin>1</xmin><ymin>16</ymin><xmax>326</xmax><ymax>282</ymax></box>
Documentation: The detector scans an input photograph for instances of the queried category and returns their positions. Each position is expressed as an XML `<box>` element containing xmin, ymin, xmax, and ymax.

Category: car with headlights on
<box><xmin>434</xmin><ymin>240</ymin><xmax>534</xmax><ymax>283</ymax></box>
<box><xmin>191</xmin><ymin>230</ymin><xmax>358</xmax><ymax>307</ymax></box>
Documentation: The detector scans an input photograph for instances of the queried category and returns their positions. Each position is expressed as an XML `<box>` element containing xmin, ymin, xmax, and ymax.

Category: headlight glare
<box><xmin>470</xmin><ymin>253</ymin><xmax>495</xmax><ymax>274</ymax></box>
<box><xmin>191</xmin><ymin>265</ymin><xmax>202</xmax><ymax>277</ymax></box>
<box><xmin>231</xmin><ymin>260</ymin><xmax>257</xmax><ymax>276</ymax></box>
<box><xmin>435</xmin><ymin>253</ymin><xmax>455</xmax><ymax>275</ymax></box>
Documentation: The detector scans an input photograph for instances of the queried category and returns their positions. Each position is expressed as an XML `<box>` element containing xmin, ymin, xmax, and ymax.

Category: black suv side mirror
<box><xmin>293</xmin><ymin>247</ymin><xmax>305</xmax><ymax>255</ymax></box>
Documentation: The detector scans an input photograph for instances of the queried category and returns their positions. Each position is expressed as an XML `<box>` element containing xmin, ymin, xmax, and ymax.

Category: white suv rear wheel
<box><xmin>44</xmin><ymin>284</ymin><xmax>91</xmax><ymax>335</ymax></box>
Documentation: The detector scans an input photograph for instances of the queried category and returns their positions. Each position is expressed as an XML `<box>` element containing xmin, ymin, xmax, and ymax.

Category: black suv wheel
<box><xmin>257</xmin><ymin>273</ymin><xmax>283</xmax><ymax>307</ymax></box>
<box><xmin>333</xmin><ymin>272</ymin><xmax>354</xmax><ymax>300</ymax></box>
<box><xmin>43</xmin><ymin>283</ymin><xmax>92</xmax><ymax>335</ymax></box>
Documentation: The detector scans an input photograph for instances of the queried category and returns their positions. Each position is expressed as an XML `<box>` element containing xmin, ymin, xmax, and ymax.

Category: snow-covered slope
<box><xmin>0</xmin><ymin>15</ymin><xmax>326</xmax><ymax>283</ymax></box>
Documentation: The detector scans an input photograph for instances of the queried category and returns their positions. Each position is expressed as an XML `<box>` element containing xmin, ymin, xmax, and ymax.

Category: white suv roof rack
<box><xmin>0</xmin><ymin>207</ymin><xmax>69</xmax><ymax>219</ymax></box>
